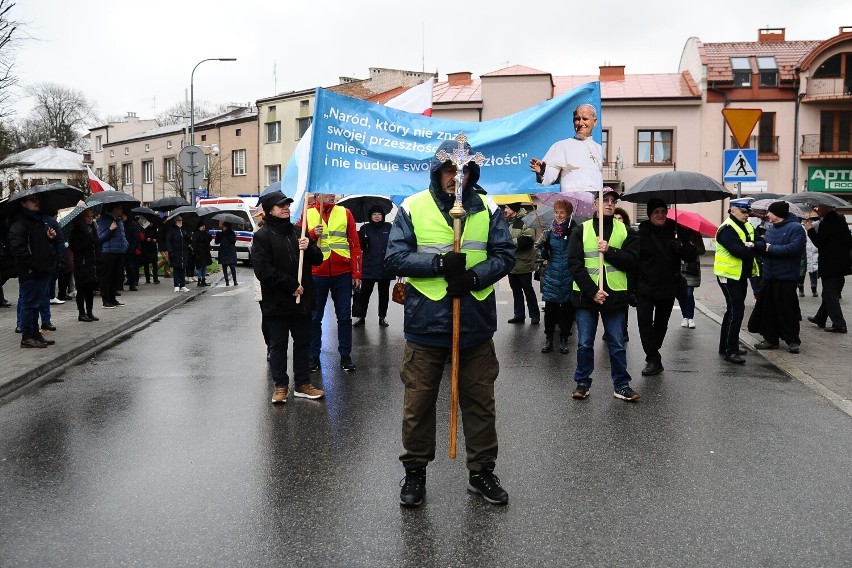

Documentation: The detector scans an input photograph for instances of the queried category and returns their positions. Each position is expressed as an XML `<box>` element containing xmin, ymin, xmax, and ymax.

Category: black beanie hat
<box><xmin>768</xmin><ymin>201</ymin><xmax>789</xmax><ymax>218</ymax></box>
<box><xmin>646</xmin><ymin>197</ymin><xmax>668</xmax><ymax>214</ymax></box>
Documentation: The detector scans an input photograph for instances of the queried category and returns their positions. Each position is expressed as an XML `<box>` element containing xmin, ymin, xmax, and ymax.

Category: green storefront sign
<box><xmin>808</xmin><ymin>167</ymin><xmax>852</xmax><ymax>192</ymax></box>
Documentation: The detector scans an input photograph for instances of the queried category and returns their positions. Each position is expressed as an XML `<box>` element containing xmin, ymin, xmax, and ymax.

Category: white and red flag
<box><xmin>86</xmin><ymin>166</ymin><xmax>117</xmax><ymax>193</ymax></box>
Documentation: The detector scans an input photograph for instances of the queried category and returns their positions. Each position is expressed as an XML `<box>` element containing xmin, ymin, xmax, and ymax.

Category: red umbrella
<box><xmin>667</xmin><ymin>209</ymin><xmax>717</xmax><ymax>237</ymax></box>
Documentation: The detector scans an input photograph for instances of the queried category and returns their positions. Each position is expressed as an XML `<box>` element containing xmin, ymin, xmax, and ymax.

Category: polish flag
<box><xmin>87</xmin><ymin>166</ymin><xmax>117</xmax><ymax>193</ymax></box>
<box><xmin>287</xmin><ymin>78</ymin><xmax>435</xmax><ymax>218</ymax></box>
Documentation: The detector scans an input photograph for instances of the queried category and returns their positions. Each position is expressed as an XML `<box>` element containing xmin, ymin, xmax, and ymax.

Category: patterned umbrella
<box><xmin>532</xmin><ymin>191</ymin><xmax>597</xmax><ymax>217</ymax></box>
<box><xmin>751</xmin><ymin>199</ymin><xmax>807</xmax><ymax>218</ymax></box>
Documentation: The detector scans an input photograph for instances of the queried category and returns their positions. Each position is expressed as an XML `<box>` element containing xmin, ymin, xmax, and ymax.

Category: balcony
<box><xmin>803</xmin><ymin>77</ymin><xmax>852</xmax><ymax>101</ymax></box>
<box><xmin>800</xmin><ymin>134</ymin><xmax>852</xmax><ymax>159</ymax></box>
<box><xmin>602</xmin><ymin>162</ymin><xmax>620</xmax><ymax>181</ymax></box>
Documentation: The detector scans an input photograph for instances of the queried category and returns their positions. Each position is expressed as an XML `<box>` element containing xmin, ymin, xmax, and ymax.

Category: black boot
<box><xmin>399</xmin><ymin>465</ymin><xmax>426</xmax><ymax>507</ymax></box>
<box><xmin>352</xmin><ymin>317</ymin><xmax>365</xmax><ymax>328</ymax></box>
<box><xmin>87</xmin><ymin>312</ymin><xmax>100</xmax><ymax>321</ymax></box>
<box><xmin>812</xmin><ymin>287</ymin><xmax>818</xmax><ymax>297</ymax></box>
<box><xmin>559</xmin><ymin>337</ymin><xmax>570</xmax><ymax>354</ymax></box>
<box><xmin>379</xmin><ymin>317</ymin><xmax>389</xmax><ymax>327</ymax></box>
<box><xmin>467</xmin><ymin>463</ymin><xmax>508</xmax><ymax>505</ymax></box>
<box><xmin>798</xmin><ymin>286</ymin><xmax>805</xmax><ymax>297</ymax></box>
<box><xmin>541</xmin><ymin>333</ymin><xmax>553</xmax><ymax>353</ymax></box>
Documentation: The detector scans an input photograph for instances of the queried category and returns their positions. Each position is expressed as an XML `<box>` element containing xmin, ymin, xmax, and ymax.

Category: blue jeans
<box><xmin>574</xmin><ymin>308</ymin><xmax>631</xmax><ymax>390</ymax></box>
<box><xmin>678</xmin><ymin>286</ymin><xmax>696</xmax><ymax>319</ymax></box>
<box><xmin>310</xmin><ymin>273</ymin><xmax>353</xmax><ymax>358</ymax></box>
<box><xmin>196</xmin><ymin>266</ymin><xmax>206</xmax><ymax>281</ymax></box>
<box><xmin>18</xmin><ymin>276</ymin><xmax>49</xmax><ymax>334</ymax></box>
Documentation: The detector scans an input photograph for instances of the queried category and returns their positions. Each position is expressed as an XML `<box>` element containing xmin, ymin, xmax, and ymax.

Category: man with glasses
<box><xmin>567</xmin><ymin>188</ymin><xmax>640</xmax><ymax>401</ymax></box>
<box><xmin>529</xmin><ymin>104</ymin><xmax>603</xmax><ymax>192</ymax></box>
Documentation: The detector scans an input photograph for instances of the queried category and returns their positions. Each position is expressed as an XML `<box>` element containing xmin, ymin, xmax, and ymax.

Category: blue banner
<box><xmin>306</xmin><ymin>82</ymin><xmax>602</xmax><ymax>197</ymax></box>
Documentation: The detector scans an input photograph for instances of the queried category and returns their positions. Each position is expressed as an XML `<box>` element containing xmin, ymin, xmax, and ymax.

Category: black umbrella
<box><xmin>149</xmin><ymin>196</ymin><xmax>190</xmax><ymax>211</ymax></box>
<box><xmin>209</xmin><ymin>212</ymin><xmax>247</xmax><ymax>228</ymax></box>
<box><xmin>165</xmin><ymin>206</ymin><xmax>199</xmax><ymax>229</ymax></box>
<box><xmin>337</xmin><ymin>195</ymin><xmax>393</xmax><ymax>223</ymax></box>
<box><xmin>621</xmin><ymin>171</ymin><xmax>733</xmax><ymax>204</ymax></box>
<box><xmin>86</xmin><ymin>191</ymin><xmax>140</xmax><ymax>210</ymax></box>
<box><xmin>130</xmin><ymin>206</ymin><xmax>162</xmax><ymax>224</ymax></box>
<box><xmin>5</xmin><ymin>183</ymin><xmax>84</xmax><ymax>214</ymax></box>
<box><xmin>780</xmin><ymin>192</ymin><xmax>849</xmax><ymax>208</ymax></box>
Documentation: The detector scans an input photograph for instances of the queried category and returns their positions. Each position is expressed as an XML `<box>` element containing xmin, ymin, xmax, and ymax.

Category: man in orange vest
<box><xmin>306</xmin><ymin>194</ymin><xmax>363</xmax><ymax>373</ymax></box>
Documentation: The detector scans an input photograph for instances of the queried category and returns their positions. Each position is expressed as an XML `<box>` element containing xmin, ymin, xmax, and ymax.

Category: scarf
<box><xmin>550</xmin><ymin>218</ymin><xmax>569</xmax><ymax>239</ymax></box>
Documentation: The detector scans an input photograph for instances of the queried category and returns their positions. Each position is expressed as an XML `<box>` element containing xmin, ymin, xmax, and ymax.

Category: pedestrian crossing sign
<box><xmin>723</xmin><ymin>149</ymin><xmax>757</xmax><ymax>182</ymax></box>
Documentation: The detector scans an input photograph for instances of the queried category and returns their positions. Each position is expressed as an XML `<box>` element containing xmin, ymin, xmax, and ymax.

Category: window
<box><xmin>201</xmin><ymin>134</ymin><xmax>207</xmax><ymax>142</ymax></box>
<box><xmin>757</xmin><ymin>56</ymin><xmax>778</xmax><ymax>87</ymax></box>
<box><xmin>232</xmin><ymin>149</ymin><xmax>246</xmax><ymax>176</ymax></box>
<box><xmin>164</xmin><ymin>158</ymin><xmax>177</xmax><ymax>182</ymax></box>
<box><xmin>757</xmin><ymin>112</ymin><xmax>777</xmax><ymax>154</ymax></box>
<box><xmin>820</xmin><ymin>110</ymin><xmax>852</xmax><ymax>153</ymax></box>
<box><xmin>167</xmin><ymin>140</ymin><xmax>173</xmax><ymax>149</ymax></box>
<box><xmin>266</xmin><ymin>121</ymin><xmax>281</xmax><ymax>143</ymax></box>
<box><xmin>300</xmin><ymin>99</ymin><xmax>309</xmax><ymax>108</ymax></box>
<box><xmin>145</xmin><ymin>143</ymin><xmax>150</xmax><ymax>152</ymax></box>
<box><xmin>731</xmin><ymin>57</ymin><xmax>751</xmax><ymax>87</ymax></box>
<box><xmin>142</xmin><ymin>160</ymin><xmax>154</xmax><ymax>183</ymax></box>
<box><xmin>124</xmin><ymin>147</ymin><xmax>129</xmax><ymax>155</ymax></box>
<box><xmin>600</xmin><ymin>129</ymin><xmax>610</xmax><ymax>163</ymax></box>
<box><xmin>122</xmin><ymin>163</ymin><xmax>133</xmax><ymax>186</ymax></box>
<box><xmin>266</xmin><ymin>164</ymin><xmax>281</xmax><ymax>185</ymax></box>
<box><xmin>110</xmin><ymin>150</ymin><xmax>115</xmax><ymax>158</ymax></box>
<box><xmin>297</xmin><ymin>117</ymin><xmax>312</xmax><ymax>140</ymax></box>
<box><xmin>235</xmin><ymin>128</ymin><xmax>241</xmax><ymax>137</ymax></box>
<box><xmin>637</xmin><ymin>130</ymin><xmax>673</xmax><ymax>165</ymax></box>
<box><xmin>96</xmin><ymin>168</ymin><xmax>103</xmax><ymax>179</ymax></box>
<box><xmin>268</xmin><ymin>105</ymin><xmax>276</xmax><ymax>113</ymax></box>
<box><xmin>95</xmin><ymin>135</ymin><xmax>103</xmax><ymax>152</ymax></box>
<box><xmin>108</xmin><ymin>165</ymin><xmax>117</xmax><ymax>183</ymax></box>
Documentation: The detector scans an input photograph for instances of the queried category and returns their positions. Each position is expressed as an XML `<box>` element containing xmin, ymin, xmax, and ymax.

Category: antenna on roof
<box><xmin>273</xmin><ymin>61</ymin><xmax>277</xmax><ymax>94</ymax></box>
<box><xmin>421</xmin><ymin>23</ymin><xmax>425</xmax><ymax>73</ymax></box>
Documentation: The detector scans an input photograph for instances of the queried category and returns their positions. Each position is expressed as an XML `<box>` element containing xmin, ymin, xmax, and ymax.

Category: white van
<box><xmin>197</xmin><ymin>197</ymin><xmax>259</xmax><ymax>264</ymax></box>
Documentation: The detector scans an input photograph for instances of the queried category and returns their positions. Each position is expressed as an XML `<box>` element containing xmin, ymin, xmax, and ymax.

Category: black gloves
<box><xmin>446</xmin><ymin>270</ymin><xmax>478</xmax><ymax>297</ymax></box>
<box><xmin>436</xmin><ymin>251</ymin><xmax>466</xmax><ymax>276</ymax></box>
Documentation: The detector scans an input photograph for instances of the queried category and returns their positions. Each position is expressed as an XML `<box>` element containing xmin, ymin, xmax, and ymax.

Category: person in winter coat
<box><xmin>635</xmin><ymin>198</ymin><xmax>698</xmax><ymax>376</ymax></box>
<box><xmin>504</xmin><ymin>203</ymin><xmax>540</xmax><ymax>325</ymax></box>
<box><xmin>352</xmin><ymin>204</ymin><xmax>393</xmax><ymax>328</ymax></box>
<box><xmin>215</xmin><ymin>222</ymin><xmax>238</xmax><ymax>286</ymax></box>
<box><xmin>385</xmin><ymin>138</ymin><xmax>515</xmax><ymax>508</ymax></box>
<box><xmin>139</xmin><ymin>219</ymin><xmax>160</xmax><ymax>284</ymax></box>
<box><xmin>192</xmin><ymin>223</ymin><xmax>212</xmax><ymax>287</ymax></box>
<box><xmin>96</xmin><ymin>204</ymin><xmax>128</xmax><ymax>308</ymax></box>
<box><xmin>165</xmin><ymin>216</ymin><xmax>192</xmax><ymax>292</ymax></box>
<box><xmin>535</xmin><ymin>198</ymin><xmax>576</xmax><ymax>354</ymax></box>
<box><xmin>0</xmin><ymin>216</ymin><xmax>16</xmax><ymax>308</ymax></box>
<box><xmin>7</xmin><ymin>195</ymin><xmax>57</xmax><ymax>348</ymax></box>
<box><xmin>122</xmin><ymin>212</ymin><xmax>142</xmax><ymax>291</ymax></box>
<box><xmin>568</xmin><ymin>188</ymin><xmax>640</xmax><ymax>401</ymax></box>
<box><xmin>68</xmin><ymin>209</ymin><xmax>101</xmax><ymax>322</ymax></box>
<box><xmin>715</xmin><ymin>199</ymin><xmax>761</xmax><ymax>364</ymax></box>
<box><xmin>748</xmin><ymin>201</ymin><xmax>806</xmax><ymax>352</ymax></box>
<box><xmin>805</xmin><ymin>203</ymin><xmax>852</xmax><ymax>333</ymax></box>
<box><xmin>251</xmin><ymin>191</ymin><xmax>325</xmax><ymax>404</ymax></box>
<box><xmin>676</xmin><ymin>226</ymin><xmax>706</xmax><ymax>329</ymax></box>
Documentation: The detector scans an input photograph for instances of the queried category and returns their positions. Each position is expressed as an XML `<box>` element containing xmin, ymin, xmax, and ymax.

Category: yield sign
<box><xmin>722</xmin><ymin>108</ymin><xmax>762</xmax><ymax>148</ymax></box>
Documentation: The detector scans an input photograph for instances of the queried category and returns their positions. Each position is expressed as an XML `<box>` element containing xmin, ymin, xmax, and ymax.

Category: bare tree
<box><xmin>0</xmin><ymin>0</ymin><xmax>21</xmax><ymax>119</ymax></box>
<box><xmin>156</xmin><ymin>100</ymin><xmax>227</xmax><ymax>127</ymax></box>
<box><xmin>23</xmin><ymin>81</ymin><xmax>96</xmax><ymax>150</ymax></box>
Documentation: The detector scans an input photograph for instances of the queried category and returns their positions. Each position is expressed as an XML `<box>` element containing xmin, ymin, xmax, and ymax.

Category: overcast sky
<box><xmin>8</xmin><ymin>0</ymin><xmax>852</xmax><ymax>122</ymax></box>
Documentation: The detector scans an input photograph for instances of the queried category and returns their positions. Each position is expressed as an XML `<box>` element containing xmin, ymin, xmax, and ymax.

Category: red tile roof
<box><xmin>433</xmin><ymin>78</ymin><xmax>482</xmax><ymax>103</ymax></box>
<box><xmin>554</xmin><ymin>72</ymin><xmax>701</xmax><ymax>99</ymax></box>
<box><xmin>481</xmin><ymin>65</ymin><xmax>550</xmax><ymax>77</ymax></box>
<box><xmin>703</xmin><ymin>40</ymin><xmax>822</xmax><ymax>82</ymax></box>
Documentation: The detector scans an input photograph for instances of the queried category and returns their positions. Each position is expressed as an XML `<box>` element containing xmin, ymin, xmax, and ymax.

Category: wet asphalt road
<box><xmin>1</xmin><ymin>274</ymin><xmax>851</xmax><ymax>567</ymax></box>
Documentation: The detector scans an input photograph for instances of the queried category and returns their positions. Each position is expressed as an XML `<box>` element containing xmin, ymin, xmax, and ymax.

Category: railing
<box><xmin>805</xmin><ymin>77</ymin><xmax>852</xmax><ymax>98</ymax></box>
<box><xmin>801</xmin><ymin>134</ymin><xmax>852</xmax><ymax>155</ymax></box>
<box><xmin>601</xmin><ymin>162</ymin><xmax>619</xmax><ymax>181</ymax></box>
<box><xmin>729</xmin><ymin>135</ymin><xmax>779</xmax><ymax>154</ymax></box>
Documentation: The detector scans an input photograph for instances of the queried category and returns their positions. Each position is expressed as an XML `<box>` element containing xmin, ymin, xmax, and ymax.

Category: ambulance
<box><xmin>196</xmin><ymin>196</ymin><xmax>259</xmax><ymax>264</ymax></box>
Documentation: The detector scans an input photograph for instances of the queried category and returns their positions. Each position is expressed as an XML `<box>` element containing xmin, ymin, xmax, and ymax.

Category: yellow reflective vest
<box><xmin>405</xmin><ymin>190</ymin><xmax>494</xmax><ymax>301</ymax></box>
<box><xmin>572</xmin><ymin>219</ymin><xmax>628</xmax><ymax>291</ymax></box>
<box><xmin>307</xmin><ymin>205</ymin><xmax>350</xmax><ymax>261</ymax></box>
<box><xmin>714</xmin><ymin>217</ymin><xmax>759</xmax><ymax>279</ymax></box>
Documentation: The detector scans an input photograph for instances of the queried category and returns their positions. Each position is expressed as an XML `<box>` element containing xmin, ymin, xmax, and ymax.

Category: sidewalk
<box><xmin>0</xmin><ymin>276</ymin><xmax>215</xmax><ymax>400</ymax></box>
<box><xmin>693</xmin><ymin>261</ymin><xmax>852</xmax><ymax>418</ymax></box>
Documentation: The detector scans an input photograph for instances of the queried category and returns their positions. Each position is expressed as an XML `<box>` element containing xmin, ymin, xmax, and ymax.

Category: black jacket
<box><xmin>808</xmin><ymin>210</ymin><xmax>852</xmax><ymax>277</ymax></box>
<box><xmin>252</xmin><ymin>215</ymin><xmax>323</xmax><ymax>317</ymax></box>
<box><xmin>358</xmin><ymin>220</ymin><xmax>392</xmax><ymax>280</ymax></box>
<box><xmin>8</xmin><ymin>209</ymin><xmax>56</xmax><ymax>280</ymax></box>
<box><xmin>568</xmin><ymin>215</ymin><xmax>640</xmax><ymax>313</ymax></box>
<box><xmin>192</xmin><ymin>230</ymin><xmax>213</xmax><ymax>268</ymax></box>
<box><xmin>68</xmin><ymin>218</ymin><xmax>100</xmax><ymax>285</ymax></box>
<box><xmin>636</xmin><ymin>217</ymin><xmax>697</xmax><ymax>299</ymax></box>
<box><xmin>124</xmin><ymin>218</ymin><xmax>142</xmax><ymax>255</ymax></box>
<box><xmin>165</xmin><ymin>225</ymin><xmax>192</xmax><ymax>268</ymax></box>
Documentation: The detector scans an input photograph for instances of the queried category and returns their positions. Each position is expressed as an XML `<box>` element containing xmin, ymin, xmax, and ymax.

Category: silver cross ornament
<box><xmin>434</xmin><ymin>132</ymin><xmax>485</xmax><ymax>204</ymax></box>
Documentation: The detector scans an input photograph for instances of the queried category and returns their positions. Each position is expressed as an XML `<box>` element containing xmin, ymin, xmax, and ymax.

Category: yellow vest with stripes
<box><xmin>713</xmin><ymin>217</ymin><xmax>759</xmax><ymax>279</ymax></box>
<box><xmin>406</xmin><ymin>190</ymin><xmax>494</xmax><ymax>301</ymax></box>
<box><xmin>307</xmin><ymin>205</ymin><xmax>350</xmax><ymax>261</ymax></box>
<box><xmin>572</xmin><ymin>219</ymin><xmax>628</xmax><ymax>291</ymax></box>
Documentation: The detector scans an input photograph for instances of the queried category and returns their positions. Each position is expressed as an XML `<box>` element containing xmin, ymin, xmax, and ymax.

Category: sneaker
<box><xmin>613</xmin><ymin>386</ymin><xmax>640</xmax><ymax>402</ymax></box>
<box><xmin>680</xmin><ymin>318</ymin><xmax>688</xmax><ymax>327</ymax></box>
<box><xmin>271</xmin><ymin>386</ymin><xmax>288</xmax><ymax>404</ymax></box>
<box><xmin>113</xmin><ymin>300</ymin><xmax>125</xmax><ymax>307</ymax></box>
<box><xmin>399</xmin><ymin>466</ymin><xmax>426</xmax><ymax>507</ymax></box>
<box><xmin>572</xmin><ymin>385</ymin><xmax>590</xmax><ymax>399</ymax></box>
<box><xmin>175</xmin><ymin>287</ymin><xmax>181</xmax><ymax>292</ymax></box>
<box><xmin>87</xmin><ymin>314</ymin><xmax>100</xmax><ymax>321</ymax></box>
<box><xmin>309</xmin><ymin>357</ymin><xmax>320</xmax><ymax>373</ymax></box>
<box><xmin>49</xmin><ymin>298</ymin><xmax>65</xmax><ymax>305</ymax></box>
<box><xmin>340</xmin><ymin>356</ymin><xmax>356</xmax><ymax>373</ymax></box>
<box><xmin>724</xmin><ymin>353</ymin><xmax>746</xmax><ymax>365</ymax></box>
<box><xmin>294</xmin><ymin>383</ymin><xmax>325</xmax><ymax>399</ymax></box>
<box><xmin>179</xmin><ymin>287</ymin><xmax>190</xmax><ymax>292</ymax></box>
<box><xmin>754</xmin><ymin>340</ymin><xmax>779</xmax><ymax>350</ymax></box>
<box><xmin>688</xmin><ymin>319</ymin><xmax>696</xmax><ymax>329</ymax></box>
<box><xmin>787</xmin><ymin>342</ymin><xmax>800</xmax><ymax>354</ymax></box>
<box><xmin>102</xmin><ymin>303</ymin><xmax>117</xmax><ymax>309</ymax></box>
<box><xmin>467</xmin><ymin>466</ymin><xmax>508</xmax><ymax>505</ymax></box>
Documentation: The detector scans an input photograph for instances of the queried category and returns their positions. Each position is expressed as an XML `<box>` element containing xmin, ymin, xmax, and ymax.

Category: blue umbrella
<box><xmin>58</xmin><ymin>203</ymin><xmax>102</xmax><ymax>238</ymax></box>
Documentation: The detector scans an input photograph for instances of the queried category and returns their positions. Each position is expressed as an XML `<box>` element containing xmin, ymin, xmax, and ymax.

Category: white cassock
<box><xmin>540</xmin><ymin>136</ymin><xmax>603</xmax><ymax>192</ymax></box>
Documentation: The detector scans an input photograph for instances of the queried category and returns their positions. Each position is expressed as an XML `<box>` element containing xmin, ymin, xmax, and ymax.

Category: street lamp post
<box><xmin>189</xmin><ymin>57</ymin><xmax>236</xmax><ymax>201</ymax></box>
